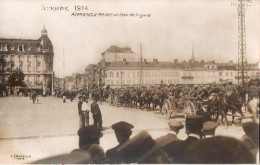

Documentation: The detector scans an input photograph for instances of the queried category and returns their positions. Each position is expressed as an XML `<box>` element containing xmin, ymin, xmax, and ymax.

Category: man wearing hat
<box><xmin>202</xmin><ymin>121</ymin><xmax>218</xmax><ymax>138</ymax></box>
<box><xmin>90</xmin><ymin>95</ymin><xmax>103</xmax><ymax>129</ymax></box>
<box><xmin>106</xmin><ymin>121</ymin><xmax>134</xmax><ymax>164</ymax></box>
<box><xmin>117</xmin><ymin>131</ymin><xmax>171</xmax><ymax>164</ymax></box>
<box><xmin>163</xmin><ymin>115</ymin><xmax>204</xmax><ymax>163</ymax></box>
<box><xmin>240</xmin><ymin>122</ymin><xmax>259</xmax><ymax>159</ymax></box>
<box><xmin>158</xmin><ymin>119</ymin><xmax>184</xmax><ymax>162</ymax></box>
<box><xmin>70</xmin><ymin>125</ymin><xmax>108</xmax><ymax>163</ymax></box>
<box><xmin>78</xmin><ymin>96</ymin><xmax>83</xmax><ymax>128</ymax></box>
<box><xmin>158</xmin><ymin>119</ymin><xmax>184</xmax><ymax>146</ymax></box>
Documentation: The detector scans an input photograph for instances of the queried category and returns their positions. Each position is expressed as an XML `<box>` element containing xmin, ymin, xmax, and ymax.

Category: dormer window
<box><xmin>1</xmin><ymin>44</ymin><xmax>8</xmax><ymax>51</ymax></box>
<box><xmin>18</xmin><ymin>44</ymin><xmax>25</xmax><ymax>51</ymax></box>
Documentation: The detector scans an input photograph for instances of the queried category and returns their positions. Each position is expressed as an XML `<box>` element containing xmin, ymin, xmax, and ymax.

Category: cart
<box><xmin>161</xmin><ymin>96</ymin><xmax>196</xmax><ymax>119</ymax></box>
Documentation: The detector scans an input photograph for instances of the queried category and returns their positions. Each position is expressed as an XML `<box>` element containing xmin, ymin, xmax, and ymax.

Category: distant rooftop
<box><xmin>102</xmin><ymin>45</ymin><xmax>134</xmax><ymax>55</ymax></box>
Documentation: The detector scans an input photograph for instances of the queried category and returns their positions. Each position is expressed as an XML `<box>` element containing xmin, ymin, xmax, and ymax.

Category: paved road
<box><xmin>0</xmin><ymin>96</ymin><xmax>248</xmax><ymax>163</ymax></box>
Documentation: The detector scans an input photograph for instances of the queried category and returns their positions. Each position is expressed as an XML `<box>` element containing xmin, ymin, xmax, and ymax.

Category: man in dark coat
<box><xmin>106</xmin><ymin>121</ymin><xmax>134</xmax><ymax>164</ymax></box>
<box><xmin>70</xmin><ymin>125</ymin><xmax>108</xmax><ymax>164</ymax></box>
<box><xmin>78</xmin><ymin>96</ymin><xmax>83</xmax><ymax>128</ymax></box>
<box><xmin>240</xmin><ymin>122</ymin><xmax>259</xmax><ymax>159</ymax></box>
<box><xmin>90</xmin><ymin>95</ymin><xmax>103</xmax><ymax>129</ymax></box>
<box><xmin>159</xmin><ymin>119</ymin><xmax>184</xmax><ymax>147</ymax></box>
<box><xmin>158</xmin><ymin>119</ymin><xmax>184</xmax><ymax>162</ymax></box>
<box><xmin>78</xmin><ymin>96</ymin><xmax>83</xmax><ymax>116</ymax></box>
<box><xmin>32</xmin><ymin>91</ymin><xmax>37</xmax><ymax>104</ymax></box>
<box><xmin>184</xmin><ymin>136</ymin><xmax>255</xmax><ymax>164</ymax></box>
<box><xmin>162</xmin><ymin>115</ymin><xmax>204</xmax><ymax>163</ymax></box>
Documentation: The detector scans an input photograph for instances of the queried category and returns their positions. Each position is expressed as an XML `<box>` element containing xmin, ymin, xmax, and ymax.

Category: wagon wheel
<box><xmin>162</xmin><ymin>100</ymin><xmax>172</xmax><ymax>119</ymax></box>
<box><xmin>183</xmin><ymin>101</ymin><xmax>196</xmax><ymax>115</ymax></box>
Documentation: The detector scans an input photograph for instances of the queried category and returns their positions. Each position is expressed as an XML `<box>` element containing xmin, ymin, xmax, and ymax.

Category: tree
<box><xmin>7</xmin><ymin>68</ymin><xmax>26</xmax><ymax>87</ymax></box>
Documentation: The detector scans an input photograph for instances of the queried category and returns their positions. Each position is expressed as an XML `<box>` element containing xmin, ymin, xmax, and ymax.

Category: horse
<box><xmin>223</xmin><ymin>91</ymin><xmax>244</xmax><ymax>124</ymax></box>
<box><xmin>152</xmin><ymin>93</ymin><xmax>161</xmax><ymax>110</ymax></box>
<box><xmin>130</xmin><ymin>91</ymin><xmax>139</xmax><ymax>108</ymax></box>
<box><xmin>139</xmin><ymin>91</ymin><xmax>147</xmax><ymax>109</ymax></box>
<box><xmin>143</xmin><ymin>91</ymin><xmax>154</xmax><ymax>111</ymax></box>
<box><xmin>208</xmin><ymin>93</ymin><xmax>229</xmax><ymax>126</ymax></box>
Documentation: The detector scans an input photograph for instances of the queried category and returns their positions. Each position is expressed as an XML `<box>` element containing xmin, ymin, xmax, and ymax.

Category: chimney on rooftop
<box><xmin>144</xmin><ymin>58</ymin><xmax>147</xmax><ymax>63</ymax></box>
<box><xmin>174</xmin><ymin>59</ymin><xmax>178</xmax><ymax>63</ymax></box>
<box><xmin>229</xmin><ymin>60</ymin><xmax>233</xmax><ymax>64</ymax></box>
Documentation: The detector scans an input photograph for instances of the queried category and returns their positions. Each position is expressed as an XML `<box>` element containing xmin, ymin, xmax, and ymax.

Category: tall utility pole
<box><xmin>232</xmin><ymin>0</ymin><xmax>252</xmax><ymax>86</ymax></box>
<box><xmin>63</xmin><ymin>48</ymin><xmax>66</xmax><ymax>90</ymax></box>
<box><xmin>191</xmin><ymin>43</ymin><xmax>195</xmax><ymax>63</ymax></box>
<box><xmin>115</xmin><ymin>46</ymin><xmax>120</xmax><ymax>88</ymax></box>
<box><xmin>139</xmin><ymin>43</ymin><xmax>143</xmax><ymax>87</ymax></box>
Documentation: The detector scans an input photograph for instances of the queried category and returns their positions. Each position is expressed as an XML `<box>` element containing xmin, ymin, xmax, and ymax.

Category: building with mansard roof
<box><xmin>102</xmin><ymin>58</ymin><xmax>259</xmax><ymax>87</ymax></box>
<box><xmin>101</xmin><ymin>45</ymin><xmax>139</xmax><ymax>63</ymax></box>
<box><xmin>0</xmin><ymin>27</ymin><xmax>54</xmax><ymax>94</ymax></box>
<box><xmin>85</xmin><ymin>45</ymin><xmax>259</xmax><ymax>88</ymax></box>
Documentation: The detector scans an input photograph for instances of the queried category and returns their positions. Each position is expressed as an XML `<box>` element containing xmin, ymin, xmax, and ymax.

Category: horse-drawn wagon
<box><xmin>161</xmin><ymin>95</ymin><xmax>196</xmax><ymax>119</ymax></box>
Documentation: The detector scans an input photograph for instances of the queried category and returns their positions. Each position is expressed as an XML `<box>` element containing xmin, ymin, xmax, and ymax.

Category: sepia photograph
<box><xmin>0</xmin><ymin>0</ymin><xmax>259</xmax><ymax>164</ymax></box>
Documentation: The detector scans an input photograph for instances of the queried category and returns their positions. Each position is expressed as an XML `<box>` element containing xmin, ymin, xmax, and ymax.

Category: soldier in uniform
<box><xmin>226</xmin><ymin>82</ymin><xmax>235</xmax><ymax>96</ymax></box>
<box><xmin>90</xmin><ymin>95</ymin><xmax>103</xmax><ymax>129</ymax></box>
<box><xmin>198</xmin><ymin>86</ymin><xmax>209</xmax><ymax>101</ymax></box>
<box><xmin>106</xmin><ymin>121</ymin><xmax>134</xmax><ymax>164</ymax></box>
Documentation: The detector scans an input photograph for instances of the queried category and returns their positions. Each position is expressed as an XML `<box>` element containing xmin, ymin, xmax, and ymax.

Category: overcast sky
<box><xmin>0</xmin><ymin>0</ymin><xmax>259</xmax><ymax>77</ymax></box>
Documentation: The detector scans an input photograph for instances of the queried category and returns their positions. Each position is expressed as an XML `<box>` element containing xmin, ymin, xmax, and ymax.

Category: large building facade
<box><xmin>102</xmin><ymin>59</ymin><xmax>259</xmax><ymax>87</ymax></box>
<box><xmin>0</xmin><ymin>27</ymin><xmax>54</xmax><ymax>93</ymax></box>
<box><xmin>86</xmin><ymin>45</ymin><xmax>260</xmax><ymax>88</ymax></box>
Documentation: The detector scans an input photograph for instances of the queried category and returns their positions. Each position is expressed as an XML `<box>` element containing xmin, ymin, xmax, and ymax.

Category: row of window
<box><xmin>105</xmin><ymin>71</ymin><xmax>181</xmax><ymax>78</ymax></box>
<box><xmin>106</xmin><ymin>79</ymin><xmax>180</xmax><ymax>85</ymax></box>
<box><xmin>2</xmin><ymin>64</ymin><xmax>42</xmax><ymax>72</ymax></box>
<box><xmin>105</xmin><ymin>71</ymin><xmax>237</xmax><ymax>78</ymax></box>
<box><xmin>219</xmin><ymin>72</ymin><xmax>235</xmax><ymax>77</ymax></box>
<box><xmin>0</xmin><ymin>44</ymin><xmax>47</xmax><ymax>52</ymax></box>
<box><xmin>1</xmin><ymin>55</ymin><xmax>43</xmax><ymax>63</ymax></box>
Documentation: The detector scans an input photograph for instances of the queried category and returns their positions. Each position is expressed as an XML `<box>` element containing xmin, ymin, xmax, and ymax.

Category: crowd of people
<box><xmin>36</xmin><ymin>117</ymin><xmax>259</xmax><ymax>164</ymax></box>
<box><xmin>34</xmin><ymin>80</ymin><xmax>259</xmax><ymax>163</ymax></box>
